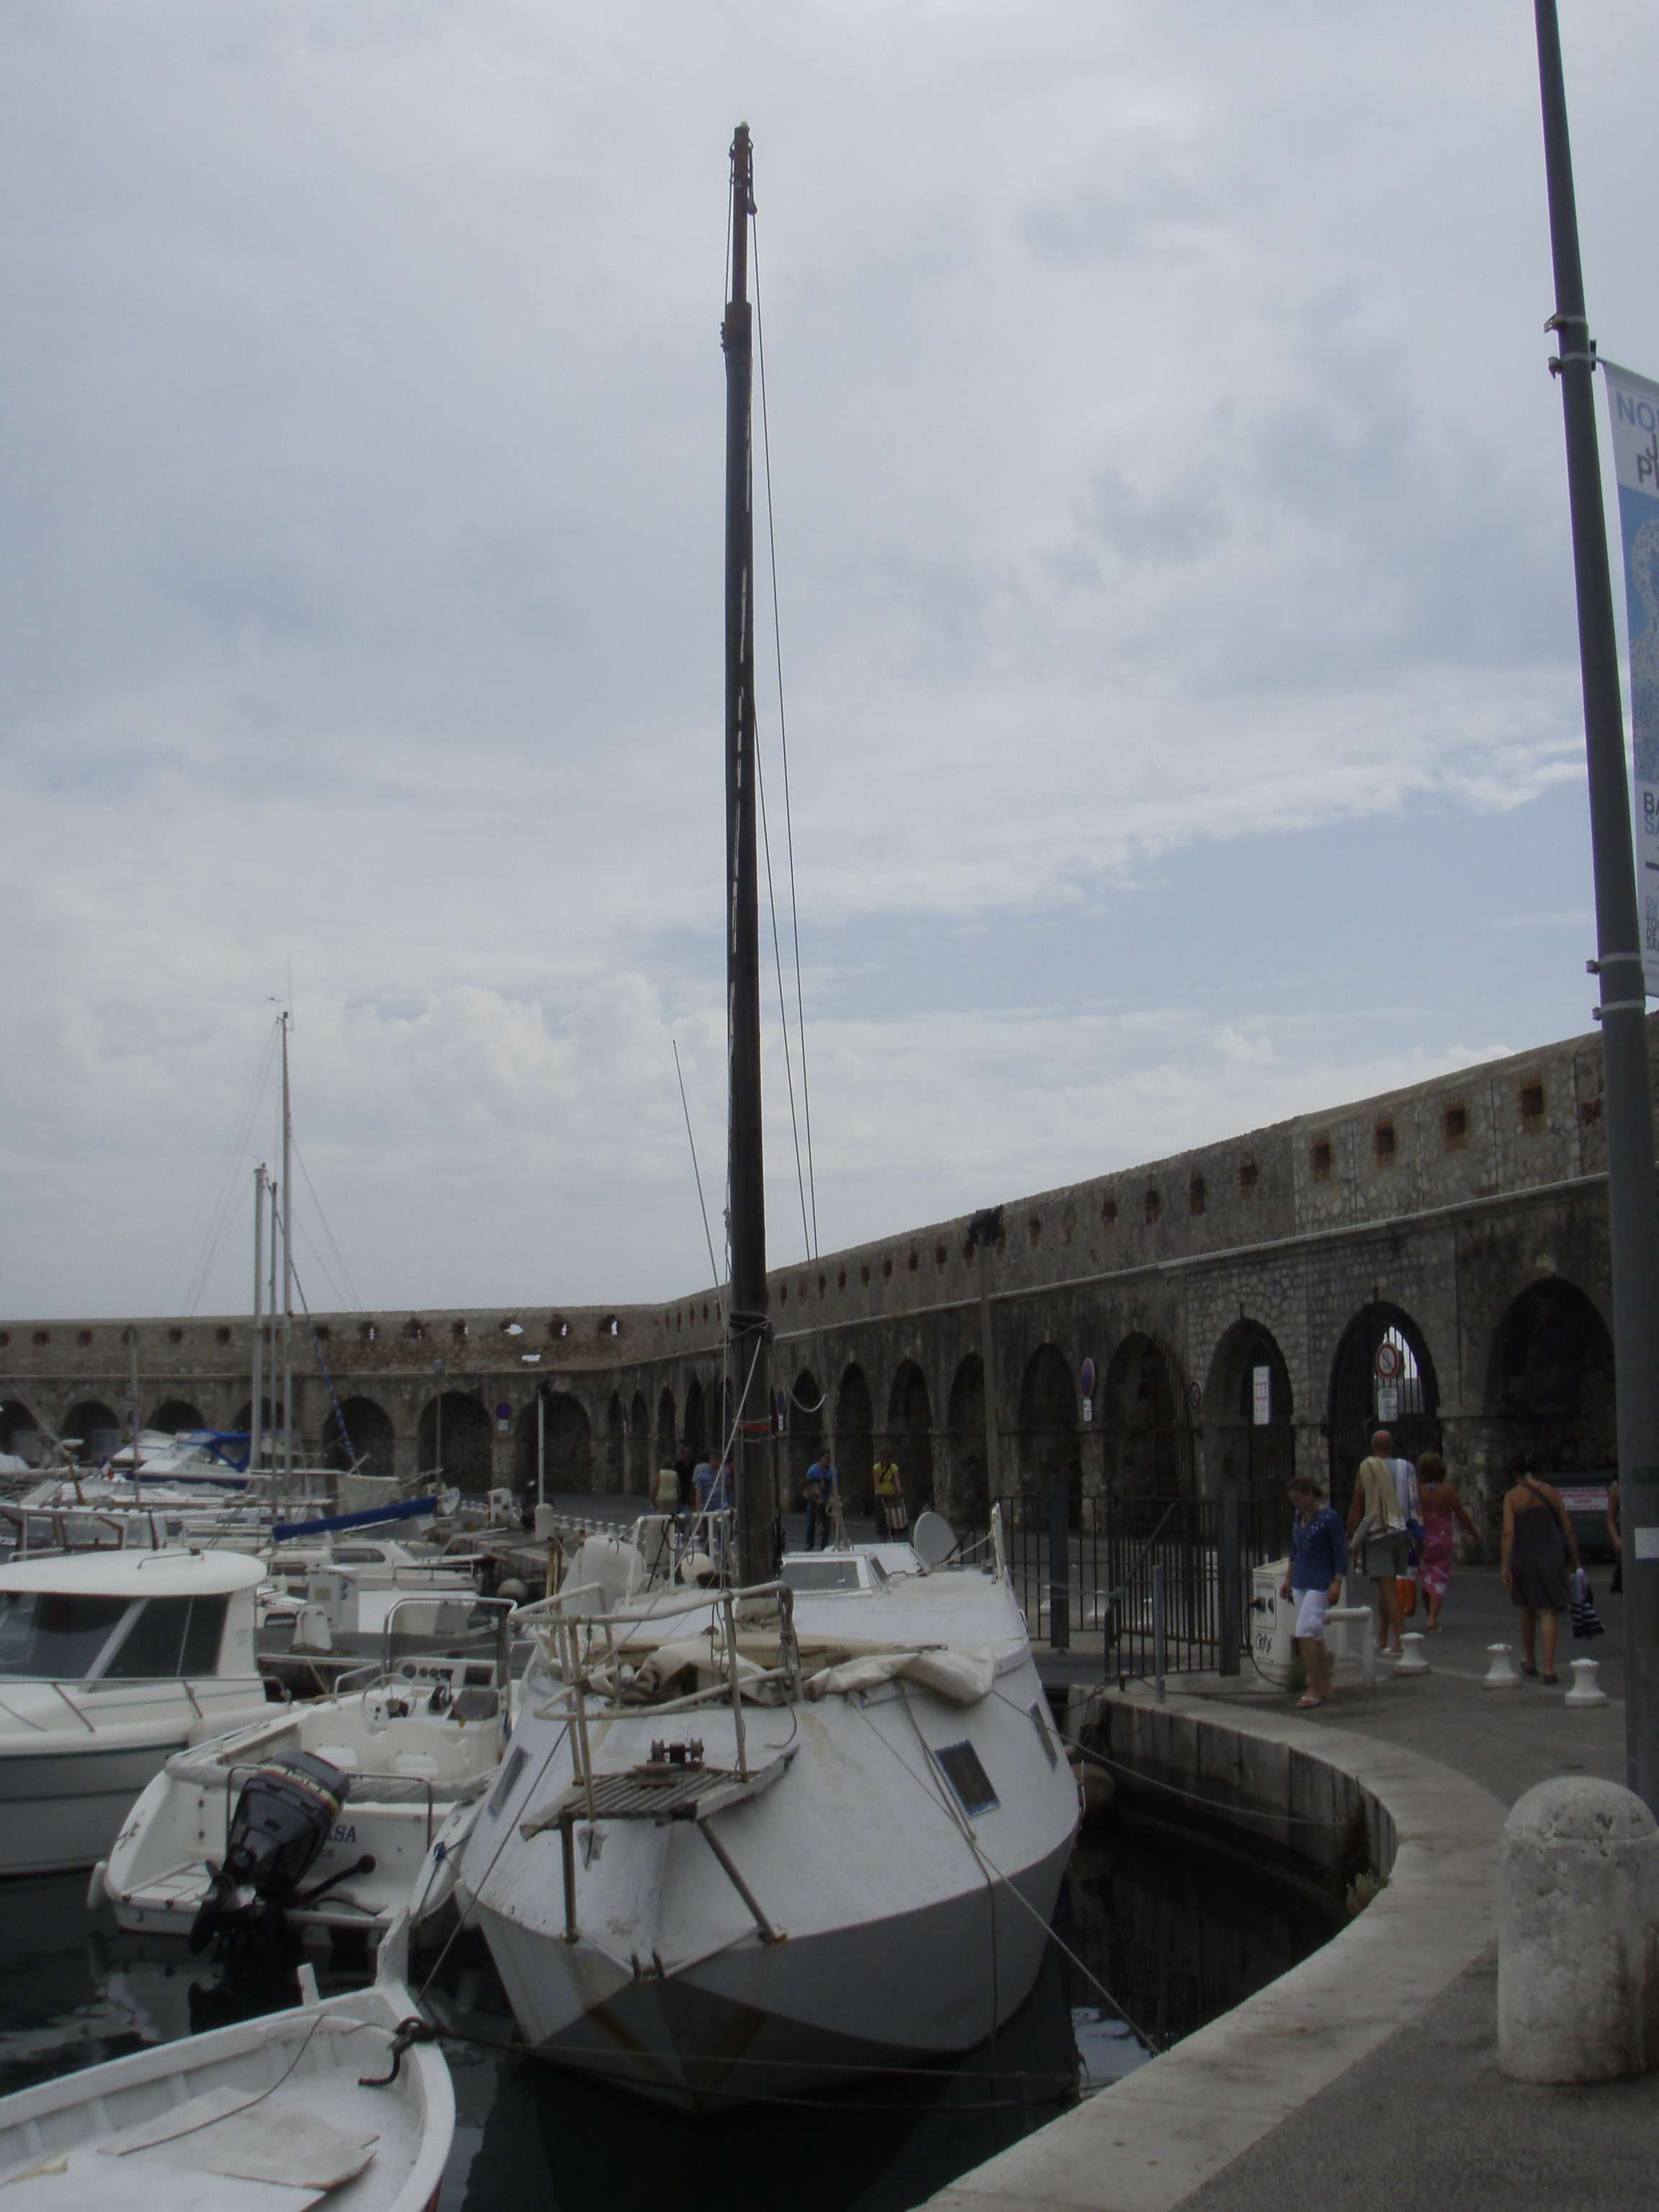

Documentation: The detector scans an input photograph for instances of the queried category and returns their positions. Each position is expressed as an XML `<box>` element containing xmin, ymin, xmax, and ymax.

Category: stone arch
<box><xmin>885</xmin><ymin>1360</ymin><xmax>935</xmax><ymax>1514</ymax></box>
<box><xmin>1326</xmin><ymin>1300</ymin><xmax>1440</xmax><ymax>1509</ymax></box>
<box><xmin>1487</xmin><ymin>1278</ymin><xmax>1615</xmax><ymax>1476</ymax></box>
<box><xmin>945</xmin><ymin>1355</ymin><xmax>989</xmax><ymax>1521</ymax></box>
<box><xmin>835</xmin><ymin>1364</ymin><xmax>874</xmax><ymax>1511</ymax></box>
<box><xmin>1102</xmin><ymin>1334</ymin><xmax>1193</xmax><ymax>1498</ymax></box>
<box><xmin>603</xmin><ymin>1393</ymin><xmax>626</xmax><ymax>1493</ymax></box>
<box><xmin>541</xmin><ymin>1392</ymin><xmax>593</xmax><ymax>1493</ymax></box>
<box><xmin>149</xmin><ymin>1399</ymin><xmax>206</xmax><ymax>1435</ymax></box>
<box><xmin>0</xmin><ymin>1400</ymin><xmax>40</xmax><ymax>1462</ymax></box>
<box><xmin>417</xmin><ymin>1390</ymin><xmax>493</xmax><ymax>1493</ymax></box>
<box><xmin>323</xmin><ymin>1396</ymin><xmax>396</xmax><ymax>1481</ymax></box>
<box><xmin>786</xmin><ymin>1369</ymin><xmax>826</xmax><ymax>1503</ymax></box>
<box><xmin>63</xmin><ymin>1400</ymin><xmax>122</xmax><ymax>1464</ymax></box>
<box><xmin>629</xmin><ymin>1390</ymin><xmax>651</xmax><ymax>1494</ymax></box>
<box><xmin>1017</xmin><ymin>1344</ymin><xmax>1081</xmax><ymax>1508</ymax></box>
<box><xmin>655</xmin><ymin>1387</ymin><xmax>677</xmax><ymax>1470</ymax></box>
<box><xmin>683</xmin><ymin>1377</ymin><xmax>706</xmax><ymax>1462</ymax></box>
<box><xmin>1202</xmin><ymin>1321</ymin><xmax>1295</xmax><ymax>1505</ymax></box>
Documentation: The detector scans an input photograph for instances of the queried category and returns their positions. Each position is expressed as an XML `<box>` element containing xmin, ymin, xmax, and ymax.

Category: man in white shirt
<box><xmin>1345</xmin><ymin>1427</ymin><xmax>1411</xmax><ymax>1656</ymax></box>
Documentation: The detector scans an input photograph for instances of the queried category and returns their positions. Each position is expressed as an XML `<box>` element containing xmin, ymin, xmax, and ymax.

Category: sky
<box><xmin>2</xmin><ymin>0</ymin><xmax>1657</xmax><ymax>1322</ymax></box>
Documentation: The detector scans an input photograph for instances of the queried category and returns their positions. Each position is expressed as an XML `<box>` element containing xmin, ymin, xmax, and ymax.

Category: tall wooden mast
<box><xmin>723</xmin><ymin>125</ymin><xmax>773</xmax><ymax>1585</ymax></box>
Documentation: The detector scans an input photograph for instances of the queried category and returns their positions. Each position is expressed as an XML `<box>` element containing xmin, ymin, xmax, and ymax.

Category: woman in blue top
<box><xmin>1278</xmin><ymin>1474</ymin><xmax>1350</xmax><ymax>1709</ymax></box>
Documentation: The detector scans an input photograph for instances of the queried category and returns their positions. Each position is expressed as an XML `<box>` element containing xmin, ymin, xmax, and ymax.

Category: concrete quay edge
<box><xmin>920</xmin><ymin>1692</ymin><xmax>1506</xmax><ymax>2212</ymax></box>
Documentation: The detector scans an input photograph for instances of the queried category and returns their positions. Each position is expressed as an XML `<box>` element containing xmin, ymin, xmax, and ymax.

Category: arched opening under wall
<box><xmin>0</xmin><ymin>1401</ymin><xmax>40</xmax><ymax>1464</ymax></box>
<box><xmin>323</xmin><ymin>1397</ymin><xmax>396</xmax><ymax>1481</ymax></box>
<box><xmin>230</xmin><ymin>1401</ymin><xmax>281</xmax><ymax>1462</ymax></box>
<box><xmin>1102</xmin><ymin>1334</ymin><xmax>1194</xmax><ymax>1498</ymax></box>
<box><xmin>541</xmin><ymin>1393</ymin><xmax>593</xmax><ymax>1494</ymax></box>
<box><xmin>628</xmin><ymin>1391</ymin><xmax>650</xmax><ymax>1494</ymax></box>
<box><xmin>683</xmin><ymin>1379</ymin><xmax>706</xmax><ymax>1463</ymax></box>
<box><xmin>417</xmin><ymin>1391</ymin><xmax>493</xmax><ymax>1493</ymax></box>
<box><xmin>1202</xmin><ymin>1323</ymin><xmax>1295</xmax><ymax>1508</ymax></box>
<box><xmin>786</xmin><ymin>1370</ymin><xmax>825</xmax><ymax>1506</ymax></box>
<box><xmin>149</xmin><ymin>1400</ymin><xmax>206</xmax><ymax>1436</ymax></box>
<box><xmin>1488</xmin><ymin>1279</ymin><xmax>1615</xmax><ymax>1476</ymax></box>
<box><xmin>945</xmin><ymin>1357</ymin><xmax>989</xmax><ymax>1523</ymax></box>
<box><xmin>655</xmin><ymin>1388</ymin><xmax>677</xmax><ymax>1471</ymax></box>
<box><xmin>603</xmin><ymin>1393</ymin><xmax>625</xmax><ymax>1492</ymax></box>
<box><xmin>835</xmin><ymin>1366</ymin><xmax>874</xmax><ymax>1514</ymax></box>
<box><xmin>62</xmin><ymin>1400</ymin><xmax>122</xmax><ymax>1465</ymax></box>
<box><xmin>885</xmin><ymin>1362</ymin><xmax>935</xmax><ymax>1514</ymax></box>
<box><xmin>1016</xmin><ymin>1346</ymin><xmax>1080</xmax><ymax>1516</ymax></box>
<box><xmin>1326</xmin><ymin>1303</ymin><xmax>1440</xmax><ymax>1511</ymax></box>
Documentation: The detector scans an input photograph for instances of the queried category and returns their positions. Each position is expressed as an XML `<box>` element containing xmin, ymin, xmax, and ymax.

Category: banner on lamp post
<box><xmin>1603</xmin><ymin>359</ymin><xmax>1659</xmax><ymax>999</ymax></box>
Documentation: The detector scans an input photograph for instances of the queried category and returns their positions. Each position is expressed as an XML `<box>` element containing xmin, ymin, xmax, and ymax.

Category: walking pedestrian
<box><xmin>674</xmin><ymin>1442</ymin><xmax>696</xmax><ymax>1524</ymax></box>
<box><xmin>873</xmin><ymin>1451</ymin><xmax>907</xmax><ymax>1536</ymax></box>
<box><xmin>802</xmin><ymin>1447</ymin><xmax>837</xmax><ymax>1551</ymax></box>
<box><xmin>1501</xmin><ymin>1457</ymin><xmax>1581</xmax><ymax>1681</ymax></box>
<box><xmin>1415</xmin><ymin>1451</ymin><xmax>1480</xmax><ymax>1631</ymax></box>
<box><xmin>1280</xmin><ymin>1475</ymin><xmax>1348</xmax><ymax>1709</ymax></box>
<box><xmin>1346</xmin><ymin>1429</ymin><xmax>1410</xmax><ymax>1657</ymax></box>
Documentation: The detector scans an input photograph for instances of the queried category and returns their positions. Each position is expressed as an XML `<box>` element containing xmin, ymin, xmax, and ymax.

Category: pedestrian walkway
<box><xmin>930</xmin><ymin>1563</ymin><xmax>1649</xmax><ymax>2212</ymax></box>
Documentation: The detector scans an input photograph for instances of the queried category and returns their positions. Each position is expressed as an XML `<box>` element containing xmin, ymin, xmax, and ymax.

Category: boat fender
<box><xmin>86</xmin><ymin>1860</ymin><xmax>107</xmax><ymax>1912</ymax></box>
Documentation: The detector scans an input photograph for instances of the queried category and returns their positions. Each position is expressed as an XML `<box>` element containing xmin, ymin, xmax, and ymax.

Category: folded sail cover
<box><xmin>1603</xmin><ymin>359</ymin><xmax>1659</xmax><ymax>999</ymax></box>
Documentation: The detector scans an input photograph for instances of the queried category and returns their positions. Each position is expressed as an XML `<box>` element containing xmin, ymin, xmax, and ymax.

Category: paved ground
<box><xmin>1040</xmin><ymin>1563</ymin><xmax>1645</xmax><ymax>2211</ymax></box>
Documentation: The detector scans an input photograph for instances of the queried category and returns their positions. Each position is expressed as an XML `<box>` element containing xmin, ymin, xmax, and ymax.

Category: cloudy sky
<box><xmin>3</xmin><ymin>0</ymin><xmax>1656</xmax><ymax>1322</ymax></box>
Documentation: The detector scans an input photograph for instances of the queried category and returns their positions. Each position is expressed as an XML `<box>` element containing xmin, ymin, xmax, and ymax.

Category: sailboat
<box><xmin>451</xmin><ymin>127</ymin><xmax>1079</xmax><ymax>2109</ymax></box>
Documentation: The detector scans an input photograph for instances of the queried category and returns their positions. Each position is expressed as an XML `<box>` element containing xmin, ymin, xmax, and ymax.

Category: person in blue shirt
<box><xmin>1279</xmin><ymin>1474</ymin><xmax>1349</xmax><ymax>1709</ymax></box>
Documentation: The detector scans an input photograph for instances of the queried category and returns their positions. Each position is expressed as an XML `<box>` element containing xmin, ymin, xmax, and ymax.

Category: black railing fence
<box><xmin>961</xmin><ymin>1485</ymin><xmax>1290</xmax><ymax>1680</ymax></box>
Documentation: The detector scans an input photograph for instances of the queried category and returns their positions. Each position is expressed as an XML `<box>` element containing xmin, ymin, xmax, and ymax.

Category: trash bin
<box><xmin>1249</xmin><ymin>1559</ymin><xmax>1297</xmax><ymax>1689</ymax></box>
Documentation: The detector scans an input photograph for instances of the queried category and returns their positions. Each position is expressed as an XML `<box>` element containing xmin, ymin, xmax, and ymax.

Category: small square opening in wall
<box><xmin>1443</xmin><ymin>1101</ymin><xmax>1467</xmax><ymax>1151</ymax></box>
<box><xmin>1143</xmin><ymin>1187</ymin><xmax>1161</xmax><ymax>1225</ymax></box>
<box><xmin>935</xmin><ymin>1741</ymin><xmax>999</xmax><ymax>1816</ymax></box>
<box><xmin>837</xmin><ymin>1268</ymin><xmax>848</xmax><ymax>1290</ymax></box>
<box><xmin>1375</xmin><ymin>1119</ymin><xmax>1396</xmax><ymax>1165</ymax></box>
<box><xmin>860</xmin><ymin>1264</ymin><xmax>871</xmax><ymax>1287</ymax></box>
<box><xmin>1520</xmin><ymin>1080</ymin><xmax>1545</xmax><ymax>1132</ymax></box>
<box><xmin>1028</xmin><ymin>1215</ymin><xmax>1042</xmax><ymax>1249</ymax></box>
<box><xmin>779</xmin><ymin>1285</ymin><xmax>788</xmax><ymax>1305</ymax></box>
<box><xmin>1100</xmin><ymin>1195</ymin><xmax>1118</xmax><ymax>1229</ymax></box>
<box><xmin>1310</xmin><ymin>1137</ymin><xmax>1332</xmax><ymax>1182</ymax></box>
<box><xmin>935</xmin><ymin>1242</ymin><xmax>947</xmax><ymax>1269</ymax></box>
<box><xmin>1189</xmin><ymin>1173</ymin><xmax>1206</xmax><ymax>1216</ymax></box>
<box><xmin>1238</xmin><ymin>1156</ymin><xmax>1259</xmax><ymax>1194</ymax></box>
<box><xmin>883</xmin><ymin>1256</ymin><xmax>893</xmax><ymax>1280</ymax></box>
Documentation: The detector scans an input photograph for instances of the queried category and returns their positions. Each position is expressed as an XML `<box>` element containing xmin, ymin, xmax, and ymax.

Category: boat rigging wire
<box><xmin>673</xmin><ymin>1040</ymin><xmax>724</xmax><ymax>1308</ymax></box>
<box><xmin>166</xmin><ymin>1018</ymin><xmax>282</xmax><ymax>1315</ymax></box>
<box><xmin>291</xmin><ymin>1133</ymin><xmax>364</xmax><ymax>1312</ymax></box>
<box><xmin>752</xmin><ymin>222</ymin><xmax>819</xmax><ymax>1267</ymax></box>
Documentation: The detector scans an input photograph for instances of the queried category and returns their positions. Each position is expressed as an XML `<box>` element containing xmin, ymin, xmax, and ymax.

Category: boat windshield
<box><xmin>782</xmin><ymin>1557</ymin><xmax>866</xmax><ymax>1593</ymax></box>
<box><xmin>0</xmin><ymin>1592</ymin><xmax>130</xmax><ymax>1679</ymax></box>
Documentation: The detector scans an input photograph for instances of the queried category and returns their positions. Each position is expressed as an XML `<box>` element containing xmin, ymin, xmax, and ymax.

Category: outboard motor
<box><xmin>189</xmin><ymin>1750</ymin><xmax>370</xmax><ymax>1965</ymax></box>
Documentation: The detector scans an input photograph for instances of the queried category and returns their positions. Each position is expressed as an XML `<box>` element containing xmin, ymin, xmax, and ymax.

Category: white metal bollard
<box><xmin>1395</xmin><ymin>1630</ymin><xmax>1429</xmax><ymax>1675</ymax></box>
<box><xmin>1498</xmin><ymin>1777</ymin><xmax>1659</xmax><ymax>2081</ymax></box>
<box><xmin>1565</xmin><ymin>1658</ymin><xmax>1609</xmax><ymax>1707</ymax></box>
<box><xmin>1485</xmin><ymin>1642</ymin><xmax>1521</xmax><ymax>1688</ymax></box>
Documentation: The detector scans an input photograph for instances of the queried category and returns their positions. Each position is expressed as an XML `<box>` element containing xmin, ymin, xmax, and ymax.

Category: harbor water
<box><xmin>0</xmin><ymin>1810</ymin><xmax>1338</xmax><ymax>2211</ymax></box>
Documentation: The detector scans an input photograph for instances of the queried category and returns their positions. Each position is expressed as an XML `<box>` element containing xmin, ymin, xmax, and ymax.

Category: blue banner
<box><xmin>1604</xmin><ymin>360</ymin><xmax>1659</xmax><ymax>998</ymax></box>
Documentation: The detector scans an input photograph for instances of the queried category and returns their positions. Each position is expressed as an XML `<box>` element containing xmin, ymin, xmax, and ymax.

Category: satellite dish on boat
<box><xmin>912</xmin><ymin>1511</ymin><xmax>957</xmax><ymax>1569</ymax></box>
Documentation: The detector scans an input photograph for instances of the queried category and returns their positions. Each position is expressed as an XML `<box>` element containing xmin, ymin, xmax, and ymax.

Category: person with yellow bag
<box><xmin>873</xmin><ymin>1451</ymin><xmax>907</xmax><ymax>1537</ymax></box>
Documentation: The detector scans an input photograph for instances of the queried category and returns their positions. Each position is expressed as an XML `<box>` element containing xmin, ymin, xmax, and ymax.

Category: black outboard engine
<box><xmin>190</xmin><ymin>1750</ymin><xmax>367</xmax><ymax>1965</ymax></box>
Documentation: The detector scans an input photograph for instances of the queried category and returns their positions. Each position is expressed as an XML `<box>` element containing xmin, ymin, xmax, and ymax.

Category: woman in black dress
<box><xmin>1501</xmin><ymin>1457</ymin><xmax>1582</xmax><ymax>1682</ymax></box>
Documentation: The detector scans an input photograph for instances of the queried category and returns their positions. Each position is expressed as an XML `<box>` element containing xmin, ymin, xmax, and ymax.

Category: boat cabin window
<box><xmin>332</xmin><ymin>1547</ymin><xmax>389</xmax><ymax>1565</ymax></box>
<box><xmin>0</xmin><ymin>1593</ymin><xmax>130</xmax><ymax>1679</ymax></box>
<box><xmin>101</xmin><ymin>1595</ymin><xmax>229</xmax><ymax>1680</ymax></box>
<box><xmin>782</xmin><ymin>1556</ymin><xmax>866</xmax><ymax>1593</ymax></box>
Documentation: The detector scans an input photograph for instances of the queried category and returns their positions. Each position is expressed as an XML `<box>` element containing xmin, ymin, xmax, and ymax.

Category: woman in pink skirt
<box><xmin>1416</xmin><ymin>1450</ymin><xmax>1481</xmax><ymax>1631</ymax></box>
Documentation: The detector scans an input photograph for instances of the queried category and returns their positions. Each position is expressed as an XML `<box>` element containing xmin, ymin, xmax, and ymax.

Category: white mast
<box><xmin>280</xmin><ymin>1012</ymin><xmax>294</xmax><ymax>1495</ymax></box>
<box><xmin>251</xmin><ymin>1164</ymin><xmax>265</xmax><ymax>1485</ymax></box>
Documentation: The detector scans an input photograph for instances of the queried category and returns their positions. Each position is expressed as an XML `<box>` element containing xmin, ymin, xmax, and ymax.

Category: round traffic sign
<box><xmin>1187</xmin><ymin>1380</ymin><xmax>1203</xmax><ymax>1416</ymax></box>
<box><xmin>1079</xmin><ymin>1358</ymin><xmax>1096</xmax><ymax>1399</ymax></box>
<box><xmin>1375</xmin><ymin>1341</ymin><xmax>1403</xmax><ymax>1382</ymax></box>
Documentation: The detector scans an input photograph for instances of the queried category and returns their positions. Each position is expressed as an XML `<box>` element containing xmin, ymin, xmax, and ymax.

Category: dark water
<box><xmin>0</xmin><ymin>1820</ymin><xmax>1338</xmax><ymax>2212</ymax></box>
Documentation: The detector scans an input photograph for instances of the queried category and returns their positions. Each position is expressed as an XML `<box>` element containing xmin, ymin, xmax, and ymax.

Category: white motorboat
<box><xmin>0</xmin><ymin>1548</ymin><xmax>272</xmax><ymax>1875</ymax></box>
<box><xmin>98</xmin><ymin>1645</ymin><xmax>516</xmax><ymax>1944</ymax></box>
<box><xmin>0</xmin><ymin>1911</ymin><xmax>452</xmax><ymax>2211</ymax></box>
<box><xmin>455</xmin><ymin>1514</ymin><xmax>1080</xmax><ymax>2108</ymax></box>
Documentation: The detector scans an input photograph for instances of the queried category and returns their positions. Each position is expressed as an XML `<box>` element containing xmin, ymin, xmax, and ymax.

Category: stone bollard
<box><xmin>1498</xmin><ymin>1777</ymin><xmax>1659</xmax><ymax>2081</ymax></box>
<box><xmin>1395</xmin><ymin>1631</ymin><xmax>1429</xmax><ymax>1676</ymax></box>
<box><xmin>1485</xmin><ymin>1642</ymin><xmax>1521</xmax><ymax>1688</ymax></box>
<box><xmin>1565</xmin><ymin>1658</ymin><xmax>1608</xmax><ymax>1708</ymax></box>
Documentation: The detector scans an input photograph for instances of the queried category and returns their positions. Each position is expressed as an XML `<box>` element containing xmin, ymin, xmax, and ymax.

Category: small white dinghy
<box><xmin>0</xmin><ymin>1912</ymin><xmax>452</xmax><ymax>2211</ymax></box>
<box><xmin>99</xmin><ymin>1648</ymin><xmax>516</xmax><ymax>1945</ymax></box>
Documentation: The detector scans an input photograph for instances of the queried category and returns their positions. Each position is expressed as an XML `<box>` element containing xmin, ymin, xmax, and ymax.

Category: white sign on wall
<box><xmin>1377</xmin><ymin>1382</ymin><xmax>1399</xmax><ymax>1423</ymax></box>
